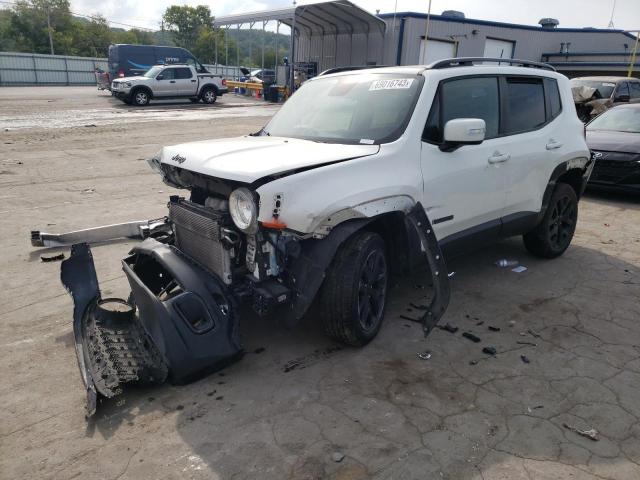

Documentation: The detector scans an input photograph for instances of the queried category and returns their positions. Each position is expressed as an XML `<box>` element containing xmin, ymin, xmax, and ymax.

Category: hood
<box><xmin>116</xmin><ymin>76</ymin><xmax>148</xmax><ymax>82</ymax></box>
<box><xmin>586</xmin><ymin>129</ymin><xmax>640</xmax><ymax>153</ymax></box>
<box><xmin>159</xmin><ymin>136</ymin><xmax>380</xmax><ymax>183</ymax></box>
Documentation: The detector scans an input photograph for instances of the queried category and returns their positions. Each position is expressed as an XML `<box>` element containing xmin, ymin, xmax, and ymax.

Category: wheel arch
<box><xmin>540</xmin><ymin>156</ymin><xmax>593</xmax><ymax>218</ymax></box>
<box><xmin>131</xmin><ymin>85</ymin><xmax>153</xmax><ymax>99</ymax></box>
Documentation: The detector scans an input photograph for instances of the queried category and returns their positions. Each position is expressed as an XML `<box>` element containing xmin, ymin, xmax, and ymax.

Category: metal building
<box><xmin>213</xmin><ymin>0</ymin><xmax>386</xmax><ymax>82</ymax></box>
<box><xmin>380</xmin><ymin>11</ymin><xmax>639</xmax><ymax>77</ymax></box>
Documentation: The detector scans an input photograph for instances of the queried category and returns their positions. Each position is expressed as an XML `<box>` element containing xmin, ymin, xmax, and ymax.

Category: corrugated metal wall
<box><xmin>294</xmin><ymin>31</ymin><xmax>384</xmax><ymax>71</ymax></box>
<box><xmin>382</xmin><ymin>16</ymin><xmax>637</xmax><ymax>75</ymax></box>
<box><xmin>0</xmin><ymin>52</ymin><xmax>108</xmax><ymax>86</ymax></box>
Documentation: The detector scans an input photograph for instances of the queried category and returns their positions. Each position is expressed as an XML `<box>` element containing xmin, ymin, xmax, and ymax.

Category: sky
<box><xmin>69</xmin><ymin>0</ymin><xmax>640</xmax><ymax>32</ymax></box>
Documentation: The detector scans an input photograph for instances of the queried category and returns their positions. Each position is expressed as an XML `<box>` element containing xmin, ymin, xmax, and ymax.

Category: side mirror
<box><xmin>441</xmin><ymin>118</ymin><xmax>486</xmax><ymax>151</ymax></box>
<box><xmin>614</xmin><ymin>94</ymin><xmax>630</xmax><ymax>102</ymax></box>
<box><xmin>156</xmin><ymin>74</ymin><xmax>164</xmax><ymax>80</ymax></box>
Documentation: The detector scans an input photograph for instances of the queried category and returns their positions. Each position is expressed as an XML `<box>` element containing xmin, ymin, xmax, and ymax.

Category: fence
<box><xmin>0</xmin><ymin>52</ymin><xmax>108</xmax><ymax>86</ymax></box>
<box><xmin>0</xmin><ymin>52</ymin><xmax>247</xmax><ymax>86</ymax></box>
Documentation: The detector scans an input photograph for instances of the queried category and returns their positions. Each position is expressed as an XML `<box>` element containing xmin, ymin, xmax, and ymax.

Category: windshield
<box><xmin>144</xmin><ymin>66</ymin><xmax>163</xmax><ymax>78</ymax></box>
<box><xmin>570</xmin><ymin>79</ymin><xmax>616</xmax><ymax>99</ymax></box>
<box><xmin>263</xmin><ymin>73</ymin><xmax>423</xmax><ymax>144</ymax></box>
<box><xmin>587</xmin><ymin>107</ymin><xmax>640</xmax><ymax>133</ymax></box>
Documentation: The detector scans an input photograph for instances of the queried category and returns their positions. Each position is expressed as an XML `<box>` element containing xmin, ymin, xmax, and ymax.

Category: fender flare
<box><xmin>283</xmin><ymin>203</ymin><xmax>451</xmax><ymax>335</ymax></box>
<box><xmin>540</xmin><ymin>156</ymin><xmax>593</xmax><ymax>219</ymax></box>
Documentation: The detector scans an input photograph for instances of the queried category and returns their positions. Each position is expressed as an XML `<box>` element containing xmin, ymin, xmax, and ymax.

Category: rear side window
<box><xmin>175</xmin><ymin>68</ymin><xmax>193</xmax><ymax>79</ymax></box>
<box><xmin>503</xmin><ymin>78</ymin><xmax>546</xmax><ymax>134</ymax></box>
<box><xmin>630</xmin><ymin>82</ymin><xmax>640</xmax><ymax>99</ymax></box>
<box><xmin>424</xmin><ymin>76</ymin><xmax>499</xmax><ymax>143</ymax></box>
<box><xmin>544</xmin><ymin>78</ymin><xmax>562</xmax><ymax>120</ymax></box>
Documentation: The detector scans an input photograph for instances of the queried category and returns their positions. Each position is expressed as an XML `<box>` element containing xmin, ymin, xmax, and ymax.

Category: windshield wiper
<box><xmin>249</xmin><ymin>127</ymin><xmax>270</xmax><ymax>137</ymax></box>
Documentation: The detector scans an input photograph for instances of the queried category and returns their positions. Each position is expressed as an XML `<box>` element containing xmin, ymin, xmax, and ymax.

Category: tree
<box><xmin>162</xmin><ymin>5</ymin><xmax>213</xmax><ymax>49</ymax></box>
<box><xmin>8</xmin><ymin>0</ymin><xmax>74</xmax><ymax>54</ymax></box>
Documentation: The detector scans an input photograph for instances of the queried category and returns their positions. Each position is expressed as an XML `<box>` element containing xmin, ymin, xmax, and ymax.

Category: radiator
<box><xmin>168</xmin><ymin>199</ymin><xmax>233</xmax><ymax>284</ymax></box>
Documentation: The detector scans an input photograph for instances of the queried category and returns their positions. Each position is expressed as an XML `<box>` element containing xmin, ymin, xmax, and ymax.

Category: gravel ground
<box><xmin>1</xmin><ymin>86</ymin><xmax>639</xmax><ymax>480</ymax></box>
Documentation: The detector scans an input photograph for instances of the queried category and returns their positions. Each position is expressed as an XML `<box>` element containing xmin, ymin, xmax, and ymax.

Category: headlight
<box><xmin>147</xmin><ymin>150</ymin><xmax>162</xmax><ymax>174</ymax></box>
<box><xmin>229</xmin><ymin>187</ymin><xmax>258</xmax><ymax>233</ymax></box>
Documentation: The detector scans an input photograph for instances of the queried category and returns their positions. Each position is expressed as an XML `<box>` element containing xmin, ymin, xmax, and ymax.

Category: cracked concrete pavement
<box><xmin>1</xmin><ymin>87</ymin><xmax>639</xmax><ymax>479</ymax></box>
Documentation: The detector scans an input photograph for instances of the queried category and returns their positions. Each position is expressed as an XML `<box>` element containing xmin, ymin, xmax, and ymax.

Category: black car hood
<box><xmin>587</xmin><ymin>130</ymin><xmax>640</xmax><ymax>153</ymax></box>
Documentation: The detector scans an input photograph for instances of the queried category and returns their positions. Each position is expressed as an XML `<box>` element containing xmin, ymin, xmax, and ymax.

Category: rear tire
<box><xmin>319</xmin><ymin>231</ymin><xmax>388</xmax><ymax>346</ymax></box>
<box><xmin>201</xmin><ymin>87</ymin><xmax>217</xmax><ymax>104</ymax></box>
<box><xmin>523</xmin><ymin>183</ymin><xmax>578</xmax><ymax>258</ymax></box>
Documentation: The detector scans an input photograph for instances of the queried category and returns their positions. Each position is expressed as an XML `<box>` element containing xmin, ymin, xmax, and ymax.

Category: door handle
<box><xmin>169</xmin><ymin>80</ymin><xmax>176</xmax><ymax>83</ymax></box>
<box><xmin>488</xmin><ymin>152</ymin><xmax>510</xmax><ymax>164</ymax></box>
<box><xmin>190</xmin><ymin>79</ymin><xmax>196</xmax><ymax>83</ymax></box>
<box><xmin>546</xmin><ymin>139</ymin><xmax>563</xmax><ymax>150</ymax></box>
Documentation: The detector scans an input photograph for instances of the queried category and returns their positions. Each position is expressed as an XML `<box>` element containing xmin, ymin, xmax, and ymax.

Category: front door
<box><xmin>154</xmin><ymin>68</ymin><xmax>177</xmax><ymax>97</ymax></box>
<box><xmin>420</xmin><ymin>75</ymin><xmax>507</xmax><ymax>247</ymax></box>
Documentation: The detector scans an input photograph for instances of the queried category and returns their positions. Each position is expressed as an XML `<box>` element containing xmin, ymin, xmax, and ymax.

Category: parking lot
<box><xmin>1</xmin><ymin>86</ymin><xmax>639</xmax><ymax>480</ymax></box>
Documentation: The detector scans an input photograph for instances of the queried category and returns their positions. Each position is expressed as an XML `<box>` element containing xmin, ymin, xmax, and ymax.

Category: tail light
<box><xmin>222</xmin><ymin>78</ymin><xmax>227</xmax><ymax>86</ymax></box>
<box><xmin>118</xmin><ymin>69</ymin><xmax>125</xmax><ymax>78</ymax></box>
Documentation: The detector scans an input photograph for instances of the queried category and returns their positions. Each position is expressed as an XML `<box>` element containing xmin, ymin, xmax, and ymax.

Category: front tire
<box><xmin>523</xmin><ymin>183</ymin><xmax>578</xmax><ymax>258</ymax></box>
<box><xmin>132</xmin><ymin>89</ymin><xmax>150</xmax><ymax>106</ymax></box>
<box><xmin>319</xmin><ymin>231</ymin><xmax>388</xmax><ymax>346</ymax></box>
<box><xmin>201</xmin><ymin>87</ymin><xmax>217</xmax><ymax>104</ymax></box>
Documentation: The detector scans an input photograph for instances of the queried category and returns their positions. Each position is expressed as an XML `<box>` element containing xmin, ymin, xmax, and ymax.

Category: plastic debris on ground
<box><xmin>495</xmin><ymin>259</ymin><xmax>518</xmax><ymax>267</ymax></box>
<box><xmin>462</xmin><ymin>332</ymin><xmax>481</xmax><ymax>343</ymax></box>
<box><xmin>437</xmin><ymin>323</ymin><xmax>459</xmax><ymax>334</ymax></box>
<box><xmin>482</xmin><ymin>346</ymin><xmax>497</xmax><ymax>356</ymax></box>
<box><xmin>40</xmin><ymin>252</ymin><xmax>65</xmax><ymax>262</ymax></box>
<box><xmin>563</xmin><ymin>423</ymin><xmax>599</xmax><ymax>441</ymax></box>
<box><xmin>520</xmin><ymin>354</ymin><xmax>531</xmax><ymax>364</ymax></box>
<box><xmin>417</xmin><ymin>351</ymin><xmax>432</xmax><ymax>360</ymax></box>
<box><xmin>512</xmin><ymin>265</ymin><xmax>528</xmax><ymax>273</ymax></box>
<box><xmin>331</xmin><ymin>452</ymin><xmax>345</xmax><ymax>462</ymax></box>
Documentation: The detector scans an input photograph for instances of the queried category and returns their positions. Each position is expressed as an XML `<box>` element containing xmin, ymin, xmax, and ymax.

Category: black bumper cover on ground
<box><xmin>61</xmin><ymin>239</ymin><xmax>242</xmax><ymax>416</ymax></box>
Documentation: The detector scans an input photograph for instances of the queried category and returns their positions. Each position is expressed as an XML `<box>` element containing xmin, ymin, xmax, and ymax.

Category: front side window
<box><xmin>503</xmin><ymin>78</ymin><xmax>546</xmax><ymax>134</ymax></box>
<box><xmin>424</xmin><ymin>76</ymin><xmax>499</xmax><ymax>143</ymax></box>
<box><xmin>158</xmin><ymin>68</ymin><xmax>175</xmax><ymax>80</ymax></box>
<box><xmin>263</xmin><ymin>73</ymin><xmax>423</xmax><ymax>144</ymax></box>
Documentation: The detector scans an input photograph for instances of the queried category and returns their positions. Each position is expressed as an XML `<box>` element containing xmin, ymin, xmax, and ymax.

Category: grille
<box><xmin>591</xmin><ymin>152</ymin><xmax>640</xmax><ymax>184</ymax></box>
<box><xmin>169</xmin><ymin>200</ymin><xmax>233</xmax><ymax>284</ymax></box>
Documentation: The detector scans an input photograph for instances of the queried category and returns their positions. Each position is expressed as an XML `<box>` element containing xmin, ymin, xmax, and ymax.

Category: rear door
<box><xmin>500</xmin><ymin>76</ymin><xmax>565</xmax><ymax>223</ymax></box>
<box><xmin>421</xmin><ymin>75</ymin><xmax>507</xmax><ymax>245</ymax></box>
<box><xmin>154</xmin><ymin>67</ymin><xmax>177</xmax><ymax>96</ymax></box>
<box><xmin>174</xmin><ymin>67</ymin><xmax>197</xmax><ymax>96</ymax></box>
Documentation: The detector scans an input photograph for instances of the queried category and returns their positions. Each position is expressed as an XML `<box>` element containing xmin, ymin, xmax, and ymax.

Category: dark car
<box><xmin>571</xmin><ymin>76</ymin><xmax>640</xmax><ymax>123</ymax></box>
<box><xmin>586</xmin><ymin>103</ymin><xmax>640</xmax><ymax>192</ymax></box>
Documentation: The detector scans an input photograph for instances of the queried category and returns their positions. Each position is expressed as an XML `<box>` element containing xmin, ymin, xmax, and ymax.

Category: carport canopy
<box><xmin>213</xmin><ymin>0</ymin><xmax>386</xmax><ymax>36</ymax></box>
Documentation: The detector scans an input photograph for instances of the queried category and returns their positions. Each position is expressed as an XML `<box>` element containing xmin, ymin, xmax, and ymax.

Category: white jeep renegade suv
<box><xmin>62</xmin><ymin>58</ymin><xmax>592</xmax><ymax>411</ymax></box>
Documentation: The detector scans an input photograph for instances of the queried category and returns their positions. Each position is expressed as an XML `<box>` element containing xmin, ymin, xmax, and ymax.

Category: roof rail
<box><xmin>428</xmin><ymin>57</ymin><xmax>556</xmax><ymax>71</ymax></box>
<box><xmin>318</xmin><ymin>65</ymin><xmax>390</xmax><ymax>76</ymax></box>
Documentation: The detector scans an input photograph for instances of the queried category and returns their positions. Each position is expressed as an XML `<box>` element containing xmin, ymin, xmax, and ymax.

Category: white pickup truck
<box><xmin>111</xmin><ymin>64</ymin><xmax>228</xmax><ymax>106</ymax></box>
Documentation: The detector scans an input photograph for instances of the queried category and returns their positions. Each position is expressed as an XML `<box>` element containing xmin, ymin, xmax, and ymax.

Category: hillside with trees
<box><xmin>0</xmin><ymin>1</ymin><xmax>290</xmax><ymax>67</ymax></box>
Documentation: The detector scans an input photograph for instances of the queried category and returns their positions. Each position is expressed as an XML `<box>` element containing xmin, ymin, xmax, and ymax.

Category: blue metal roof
<box><xmin>377</xmin><ymin>12</ymin><xmax>638</xmax><ymax>40</ymax></box>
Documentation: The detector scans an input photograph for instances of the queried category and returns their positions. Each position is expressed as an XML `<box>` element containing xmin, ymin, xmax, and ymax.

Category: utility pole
<box><xmin>46</xmin><ymin>2</ymin><xmax>54</xmax><ymax>55</ymax></box>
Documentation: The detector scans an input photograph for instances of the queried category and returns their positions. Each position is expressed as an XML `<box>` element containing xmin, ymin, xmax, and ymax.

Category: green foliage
<box><xmin>0</xmin><ymin>1</ymin><xmax>290</xmax><ymax>67</ymax></box>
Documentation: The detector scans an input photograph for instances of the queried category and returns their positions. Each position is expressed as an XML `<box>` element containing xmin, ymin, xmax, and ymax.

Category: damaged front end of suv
<box><xmin>58</xmin><ymin>70</ymin><xmax>452</xmax><ymax>416</ymax></box>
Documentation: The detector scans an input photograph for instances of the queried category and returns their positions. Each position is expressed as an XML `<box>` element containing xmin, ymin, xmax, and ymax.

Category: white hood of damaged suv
<box><xmin>159</xmin><ymin>136</ymin><xmax>380</xmax><ymax>183</ymax></box>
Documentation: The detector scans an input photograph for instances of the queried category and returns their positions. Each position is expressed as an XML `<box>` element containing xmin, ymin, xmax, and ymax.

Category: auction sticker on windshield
<box><xmin>369</xmin><ymin>78</ymin><xmax>414</xmax><ymax>91</ymax></box>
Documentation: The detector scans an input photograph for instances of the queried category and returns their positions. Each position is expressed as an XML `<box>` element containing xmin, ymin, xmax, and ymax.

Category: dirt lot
<box><xmin>1</xmin><ymin>86</ymin><xmax>639</xmax><ymax>480</ymax></box>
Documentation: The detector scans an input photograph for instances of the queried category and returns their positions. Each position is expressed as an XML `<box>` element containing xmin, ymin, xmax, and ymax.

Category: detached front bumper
<box><xmin>61</xmin><ymin>239</ymin><xmax>242</xmax><ymax>416</ymax></box>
